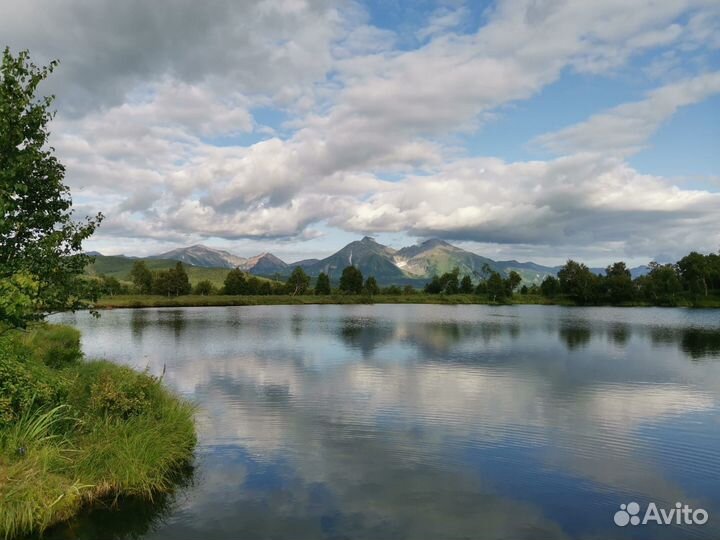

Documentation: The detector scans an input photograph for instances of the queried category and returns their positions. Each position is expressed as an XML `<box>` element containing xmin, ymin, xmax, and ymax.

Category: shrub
<box><xmin>23</xmin><ymin>324</ymin><xmax>82</xmax><ymax>368</ymax></box>
<box><xmin>88</xmin><ymin>368</ymin><xmax>158</xmax><ymax>419</ymax></box>
<box><xmin>0</xmin><ymin>339</ymin><xmax>64</xmax><ymax>427</ymax></box>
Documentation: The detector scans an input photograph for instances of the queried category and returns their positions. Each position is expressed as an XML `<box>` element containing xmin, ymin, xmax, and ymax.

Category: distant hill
<box><xmin>394</xmin><ymin>239</ymin><xmax>496</xmax><ymax>278</ymax></box>
<box><xmin>299</xmin><ymin>237</ymin><xmax>408</xmax><ymax>282</ymax></box>
<box><xmin>86</xmin><ymin>255</ymin><xmax>239</xmax><ymax>288</ymax></box>
<box><xmin>149</xmin><ymin>245</ymin><xmax>246</xmax><ymax>269</ymax></box>
<box><xmin>125</xmin><ymin>237</ymin><xmax>650</xmax><ymax>287</ymax></box>
<box><xmin>148</xmin><ymin>245</ymin><xmax>289</xmax><ymax>275</ymax></box>
<box><xmin>244</xmin><ymin>252</ymin><xmax>288</xmax><ymax>275</ymax></box>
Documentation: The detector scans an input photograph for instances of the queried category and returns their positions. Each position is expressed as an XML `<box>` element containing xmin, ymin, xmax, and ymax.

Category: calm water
<box><xmin>50</xmin><ymin>305</ymin><xmax>720</xmax><ymax>540</ymax></box>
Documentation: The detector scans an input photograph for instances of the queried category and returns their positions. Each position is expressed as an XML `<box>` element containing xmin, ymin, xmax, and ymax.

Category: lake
<box><xmin>49</xmin><ymin>305</ymin><xmax>720</xmax><ymax>540</ymax></box>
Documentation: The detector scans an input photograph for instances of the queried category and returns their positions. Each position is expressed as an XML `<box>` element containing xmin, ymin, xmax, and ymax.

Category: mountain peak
<box><xmin>360</xmin><ymin>236</ymin><xmax>377</xmax><ymax>243</ymax></box>
<box><xmin>420</xmin><ymin>238</ymin><xmax>452</xmax><ymax>248</ymax></box>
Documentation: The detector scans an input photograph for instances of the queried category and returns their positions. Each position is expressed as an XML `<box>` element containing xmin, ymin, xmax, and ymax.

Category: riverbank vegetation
<box><xmin>0</xmin><ymin>324</ymin><xmax>195</xmax><ymax>539</ymax></box>
<box><xmin>1</xmin><ymin>48</ymin><xmax>196</xmax><ymax>538</ymax></box>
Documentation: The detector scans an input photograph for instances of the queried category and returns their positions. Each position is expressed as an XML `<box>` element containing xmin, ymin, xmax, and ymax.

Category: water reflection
<box><xmin>681</xmin><ymin>329</ymin><xmax>720</xmax><ymax>359</ymax></box>
<box><xmin>52</xmin><ymin>305</ymin><xmax>720</xmax><ymax>540</ymax></box>
<box><xmin>32</xmin><ymin>465</ymin><xmax>194</xmax><ymax>540</ymax></box>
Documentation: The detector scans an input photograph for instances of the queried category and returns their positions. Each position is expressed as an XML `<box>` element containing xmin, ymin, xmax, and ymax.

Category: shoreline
<box><xmin>92</xmin><ymin>294</ymin><xmax>720</xmax><ymax>309</ymax></box>
<box><xmin>0</xmin><ymin>325</ymin><xmax>196</xmax><ymax>539</ymax></box>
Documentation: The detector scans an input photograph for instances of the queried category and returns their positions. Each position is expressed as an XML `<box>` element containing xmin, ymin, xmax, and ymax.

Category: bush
<box><xmin>88</xmin><ymin>367</ymin><xmax>158</xmax><ymax>419</ymax></box>
<box><xmin>22</xmin><ymin>324</ymin><xmax>82</xmax><ymax>368</ymax></box>
<box><xmin>0</xmin><ymin>338</ymin><xmax>65</xmax><ymax>427</ymax></box>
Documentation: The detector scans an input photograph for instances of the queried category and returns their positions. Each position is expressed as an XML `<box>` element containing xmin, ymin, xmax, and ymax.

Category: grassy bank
<box><xmin>95</xmin><ymin>293</ymin><xmax>506</xmax><ymax>308</ymax></box>
<box><xmin>93</xmin><ymin>293</ymin><xmax>720</xmax><ymax>309</ymax></box>
<box><xmin>0</xmin><ymin>325</ymin><xmax>196</xmax><ymax>539</ymax></box>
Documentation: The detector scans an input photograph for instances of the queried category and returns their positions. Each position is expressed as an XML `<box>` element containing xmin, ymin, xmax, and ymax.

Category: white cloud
<box><xmin>4</xmin><ymin>0</ymin><xmax>719</xmax><ymax>262</ymax></box>
<box><xmin>535</xmin><ymin>72</ymin><xmax>720</xmax><ymax>155</ymax></box>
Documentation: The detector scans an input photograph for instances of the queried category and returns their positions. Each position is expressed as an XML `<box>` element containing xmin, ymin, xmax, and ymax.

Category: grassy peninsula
<box><xmin>0</xmin><ymin>324</ymin><xmax>195</xmax><ymax>539</ymax></box>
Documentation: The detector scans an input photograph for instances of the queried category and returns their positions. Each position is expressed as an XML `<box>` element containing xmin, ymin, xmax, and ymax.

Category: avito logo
<box><xmin>614</xmin><ymin>502</ymin><xmax>709</xmax><ymax>527</ymax></box>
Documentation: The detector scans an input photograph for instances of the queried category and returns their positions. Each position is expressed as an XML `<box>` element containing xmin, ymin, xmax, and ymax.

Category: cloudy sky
<box><xmin>4</xmin><ymin>0</ymin><xmax>719</xmax><ymax>265</ymax></box>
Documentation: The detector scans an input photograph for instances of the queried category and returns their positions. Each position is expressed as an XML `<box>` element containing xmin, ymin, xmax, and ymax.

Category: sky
<box><xmin>3</xmin><ymin>0</ymin><xmax>719</xmax><ymax>266</ymax></box>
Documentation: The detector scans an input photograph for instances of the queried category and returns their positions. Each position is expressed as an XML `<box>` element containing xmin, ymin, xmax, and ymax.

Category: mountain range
<box><xmin>121</xmin><ymin>237</ymin><xmax>648</xmax><ymax>285</ymax></box>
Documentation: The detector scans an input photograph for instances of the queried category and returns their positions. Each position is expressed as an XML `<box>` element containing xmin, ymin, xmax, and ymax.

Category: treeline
<box><xmin>423</xmin><ymin>252</ymin><xmax>720</xmax><ymax>306</ymax></box>
<box><xmin>539</xmin><ymin>252</ymin><xmax>720</xmax><ymax>306</ymax></box>
<box><xmin>424</xmin><ymin>265</ymin><xmax>522</xmax><ymax>301</ymax></box>
<box><xmin>114</xmin><ymin>262</ymin><xmax>418</xmax><ymax>297</ymax></box>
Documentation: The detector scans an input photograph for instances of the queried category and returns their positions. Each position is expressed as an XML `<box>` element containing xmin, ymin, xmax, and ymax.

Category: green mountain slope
<box><xmin>86</xmin><ymin>256</ymin><xmax>236</xmax><ymax>287</ymax></box>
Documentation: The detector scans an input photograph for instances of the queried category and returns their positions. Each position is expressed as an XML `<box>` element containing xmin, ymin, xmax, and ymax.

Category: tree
<box><xmin>403</xmin><ymin>285</ymin><xmax>416</xmax><ymax>295</ymax></box>
<box><xmin>258</xmin><ymin>281</ymin><xmax>272</xmax><ymax>295</ymax></box>
<box><xmin>558</xmin><ymin>260</ymin><xmax>598</xmax><ymax>305</ymax></box>
<box><xmin>486</xmin><ymin>271</ymin><xmax>506</xmax><ymax>302</ymax></box>
<box><xmin>639</xmin><ymin>262</ymin><xmax>681</xmax><ymax>305</ymax></box>
<box><xmin>424</xmin><ymin>275</ymin><xmax>443</xmax><ymax>294</ymax></box>
<box><xmin>194</xmin><ymin>280</ymin><xmax>214</xmax><ymax>296</ymax></box>
<box><xmin>504</xmin><ymin>271</ymin><xmax>522</xmax><ymax>297</ymax></box>
<box><xmin>364</xmin><ymin>276</ymin><xmax>379</xmax><ymax>296</ymax></box>
<box><xmin>130</xmin><ymin>261</ymin><xmax>153</xmax><ymax>294</ymax></box>
<box><xmin>152</xmin><ymin>263</ymin><xmax>190</xmax><ymax>296</ymax></box>
<box><xmin>247</xmin><ymin>276</ymin><xmax>262</xmax><ymax>295</ymax></box>
<box><xmin>443</xmin><ymin>267</ymin><xmax>460</xmax><ymax>294</ymax></box>
<box><xmin>314</xmin><ymin>272</ymin><xmax>331</xmax><ymax>295</ymax></box>
<box><xmin>459</xmin><ymin>275</ymin><xmax>473</xmax><ymax>294</ymax></box>
<box><xmin>540</xmin><ymin>276</ymin><xmax>559</xmax><ymax>297</ymax></box>
<box><xmin>424</xmin><ymin>267</ymin><xmax>460</xmax><ymax>294</ymax></box>
<box><xmin>677</xmin><ymin>252</ymin><xmax>709</xmax><ymax>298</ymax></box>
<box><xmin>0</xmin><ymin>273</ymin><xmax>39</xmax><ymax>330</ymax></box>
<box><xmin>99</xmin><ymin>274</ymin><xmax>124</xmax><ymax>297</ymax></box>
<box><xmin>171</xmin><ymin>262</ymin><xmax>191</xmax><ymax>296</ymax></box>
<box><xmin>1</xmin><ymin>48</ymin><xmax>102</xmax><ymax>327</ymax></box>
<box><xmin>339</xmin><ymin>266</ymin><xmax>363</xmax><ymax>294</ymax></box>
<box><xmin>223</xmin><ymin>268</ymin><xmax>248</xmax><ymax>295</ymax></box>
<box><xmin>604</xmin><ymin>261</ymin><xmax>634</xmax><ymax>304</ymax></box>
<box><xmin>287</xmin><ymin>267</ymin><xmax>310</xmax><ymax>296</ymax></box>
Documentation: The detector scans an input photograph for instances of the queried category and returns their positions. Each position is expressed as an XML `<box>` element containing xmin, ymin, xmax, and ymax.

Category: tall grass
<box><xmin>0</xmin><ymin>326</ymin><xmax>196</xmax><ymax>539</ymax></box>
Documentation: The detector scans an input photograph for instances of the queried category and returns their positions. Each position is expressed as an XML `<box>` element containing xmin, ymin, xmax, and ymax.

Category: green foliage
<box><xmin>0</xmin><ymin>48</ymin><xmax>102</xmax><ymax>328</ymax></box>
<box><xmin>22</xmin><ymin>324</ymin><xmax>82</xmax><ymax>368</ymax></box>
<box><xmin>424</xmin><ymin>267</ymin><xmax>461</xmax><ymax>294</ymax></box>
<box><xmin>382</xmin><ymin>284</ymin><xmax>402</xmax><ymax>295</ymax></box>
<box><xmin>677</xmin><ymin>251</ymin><xmax>720</xmax><ymax>299</ymax></box>
<box><xmin>558</xmin><ymin>260</ymin><xmax>599</xmax><ymax>305</ymax></box>
<box><xmin>153</xmin><ymin>262</ymin><xmax>191</xmax><ymax>296</ymax></box>
<box><xmin>364</xmin><ymin>276</ymin><xmax>380</xmax><ymax>296</ymax></box>
<box><xmin>223</xmin><ymin>268</ymin><xmax>248</xmax><ymax>295</ymax></box>
<box><xmin>339</xmin><ymin>266</ymin><xmax>364</xmax><ymax>294</ymax></box>
<box><xmin>540</xmin><ymin>275</ymin><xmax>560</xmax><ymax>298</ymax></box>
<box><xmin>287</xmin><ymin>266</ymin><xmax>310</xmax><ymax>296</ymax></box>
<box><xmin>88</xmin><ymin>369</ymin><xmax>156</xmax><ymax>419</ymax></box>
<box><xmin>485</xmin><ymin>271</ymin><xmax>507</xmax><ymax>301</ymax></box>
<box><xmin>0</xmin><ymin>326</ymin><xmax>196</xmax><ymax>538</ymax></box>
<box><xmin>460</xmin><ymin>275</ymin><xmax>473</xmax><ymax>294</ymax></box>
<box><xmin>193</xmin><ymin>279</ymin><xmax>214</xmax><ymax>296</ymax></box>
<box><xmin>130</xmin><ymin>261</ymin><xmax>153</xmax><ymax>294</ymax></box>
<box><xmin>4</xmin><ymin>403</ymin><xmax>73</xmax><ymax>449</ymax></box>
<box><xmin>0</xmin><ymin>272</ymin><xmax>39</xmax><ymax>329</ymax></box>
<box><xmin>638</xmin><ymin>262</ymin><xmax>682</xmax><ymax>306</ymax></box>
<box><xmin>314</xmin><ymin>272</ymin><xmax>331</xmax><ymax>295</ymax></box>
<box><xmin>603</xmin><ymin>262</ymin><xmax>634</xmax><ymax>304</ymax></box>
<box><xmin>0</xmin><ymin>336</ymin><xmax>65</xmax><ymax>427</ymax></box>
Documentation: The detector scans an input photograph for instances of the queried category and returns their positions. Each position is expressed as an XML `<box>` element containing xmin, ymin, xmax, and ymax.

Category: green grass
<box><xmin>94</xmin><ymin>293</ymin><xmax>527</xmax><ymax>308</ymax></box>
<box><xmin>93</xmin><ymin>292</ymin><xmax>720</xmax><ymax>309</ymax></box>
<box><xmin>0</xmin><ymin>325</ymin><xmax>196</xmax><ymax>539</ymax></box>
<box><xmin>86</xmin><ymin>255</ymin><xmax>275</xmax><ymax>288</ymax></box>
